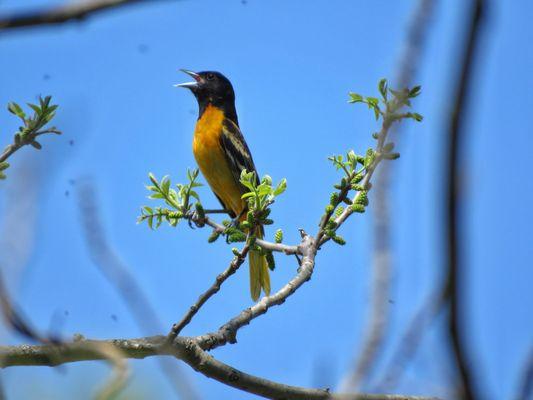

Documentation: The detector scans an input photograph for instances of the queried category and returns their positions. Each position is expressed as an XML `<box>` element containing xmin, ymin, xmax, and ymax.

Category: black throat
<box><xmin>197</xmin><ymin>96</ymin><xmax>239</xmax><ymax>126</ymax></box>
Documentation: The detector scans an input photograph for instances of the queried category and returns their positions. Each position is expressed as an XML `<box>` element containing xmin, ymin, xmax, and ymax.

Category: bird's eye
<box><xmin>206</xmin><ymin>73</ymin><xmax>215</xmax><ymax>81</ymax></box>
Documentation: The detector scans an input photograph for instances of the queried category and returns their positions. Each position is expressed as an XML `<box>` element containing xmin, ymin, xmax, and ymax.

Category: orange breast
<box><xmin>192</xmin><ymin>105</ymin><xmax>245</xmax><ymax>216</ymax></box>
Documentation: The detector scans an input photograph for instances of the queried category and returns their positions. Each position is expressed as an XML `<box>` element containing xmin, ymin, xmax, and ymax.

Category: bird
<box><xmin>175</xmin><ymin>69</ymin><xmax>270</xmax><ymax>301</ymax></box>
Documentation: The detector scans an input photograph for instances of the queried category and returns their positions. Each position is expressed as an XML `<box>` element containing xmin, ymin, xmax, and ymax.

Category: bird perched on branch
<box><xmin>175</xmin><ymin>69</ymin><xmax>270</xmax><ymax>301</ymax></box>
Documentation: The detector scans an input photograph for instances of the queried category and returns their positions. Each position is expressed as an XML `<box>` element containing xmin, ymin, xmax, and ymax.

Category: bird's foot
<box><xmin>185</xmin><ymin>209</ymin><xmax>205</xmax><ymax>229</ymax></box>
<box><xmin>224</xmin><ymin>217</ymin><xmax>244</xmax><ymax>243</ymax></box>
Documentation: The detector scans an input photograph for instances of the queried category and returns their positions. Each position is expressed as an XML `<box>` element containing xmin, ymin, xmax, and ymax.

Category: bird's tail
<box><xmin>249</xmin><ymin>226</ymin><xmax>270</xmax><ymax>301</ymax></box>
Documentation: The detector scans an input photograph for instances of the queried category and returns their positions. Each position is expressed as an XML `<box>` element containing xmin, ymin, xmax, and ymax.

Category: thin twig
<box><xmin>195</xmin><ymin>230</ymin><xmax>316</xmax><ymax>350</ymax></box>
<box><xmin>194</xmin><ymin>214</ymin><xmax>300</xmax><ymax>254</ymax></box>
<box><xmin>0</xmin><ymin>0</ymin><xmax>173</xmax><ymax>30</ymax></box>
<box><xmin>167</xmin><ymin>243</ymin><xmax>251</xmax><ymax>341</ymax></box>
<box><xmin>445</xmin><ymin>1</ymin><xmax>485</xmax><ymax>399</ymax></box>
<box><xmin>376</xmin><ymin>287</ymin><xmax>446</xmax><ymax>391</ymax></box>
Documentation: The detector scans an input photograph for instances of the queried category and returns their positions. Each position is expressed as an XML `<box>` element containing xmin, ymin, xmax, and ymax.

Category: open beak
<box><xmin>174</xmin><ymin>69</ymin><xmax>201</xmax><ymax>89</ymax></box>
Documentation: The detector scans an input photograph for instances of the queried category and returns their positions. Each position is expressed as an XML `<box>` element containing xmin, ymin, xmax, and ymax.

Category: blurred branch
<box><xmin>376</xmin><ymin>287</ymin><xmax>446</xmax><ymax>391</ymax></box>
<box><xmin>516</xmin><ymin>345</ymin><xmax>533</xmax><ymax>400</ymax></box>
<box><xmin>0</xmin><ymin>0</ymin><xmax>173</xmax><ymax>30</ymax></box>
<box><xmin>76</xmin><ymin>181</ymin><xmax>199</xmax><ymax>400</ymax></box>
<box><xmin>444</xmin><ymin>1</ymin><xmax>485</xmax><ymax>399</ymax></box>
<box><xmin>0</xmin><ymin>335</ymin><xmax>440</xmax><ymax>400</ymax></box>
<box><xmin>0</xmin><ymin>270</ymin><xmax>59</xmax><ymax>344</ymax></box>
<box><xmin>340</xmin><ymin>0</ymin><xmax>437</xmax><ymax>392</ymax></box>
<box><xmin>87</xmin><ymin>341</ymin><xmax>130</xmax><ymax>400</ymax></box>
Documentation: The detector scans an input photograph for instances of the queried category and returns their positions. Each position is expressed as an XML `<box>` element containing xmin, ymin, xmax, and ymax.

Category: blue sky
<box><xmin>0</xmin><ymin>0</ymin><xmax>531</xmax><ymax>399</ymax></box>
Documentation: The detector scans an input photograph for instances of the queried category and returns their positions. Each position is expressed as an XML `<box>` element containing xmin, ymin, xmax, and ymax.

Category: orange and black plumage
<box><xmin>176</xmin><ymin>69</ymin><xmax>270</xmax><ymax>301</ymax></box>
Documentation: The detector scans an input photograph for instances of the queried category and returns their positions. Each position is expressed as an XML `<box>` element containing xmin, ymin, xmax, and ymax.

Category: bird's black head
<box><xmin>175</xmin><ymin>70</ymin><xmax>238</xmax><ymax>122</ymax></box>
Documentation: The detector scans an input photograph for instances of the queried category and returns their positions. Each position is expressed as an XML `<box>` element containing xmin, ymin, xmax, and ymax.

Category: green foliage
<box><xmin>240</xmin><ymin>171</ymin><xmax>286</xmax><ymax>213</ymax></box>
<box><xmin>139</xmin><ymin>167</ymin><xmax>288</xmax><ymax>262</ymax></box>
<box><xmin>0</xmin><ymin>162</ymin><xmax>9</xmax><ymax>180</ymax></box>
<box><xmin>2</xmin><ymin>96</ymin><xmax>61</xmax><ymax>179</ymax></box>
<box><xmin>274</xmin><ymin>229</ymin><xmax>283</xmax><ymax>244</ymax></box>
<box><xmin>138</xmin><ymin>169</ymin><xmax>202</xmax><ymax>229</ymax></box>
<box><xmin>265</xmin><ymin>251</ymin><xmax>276</xmax><ymax>271</ymax></box>
<box><xmin>207</xmin><ymin>230</ymin><xmax>221</xmax><ymax>243</ymax></box>
<box><xmin>240</xmin><ymin>170</ymin><xmax>286</xmax><ymax>233</ymax></box>
<box><xmin>321</xmin><ymin>79</ymin><xmax>423</xmax><ymax>245</ymax></box>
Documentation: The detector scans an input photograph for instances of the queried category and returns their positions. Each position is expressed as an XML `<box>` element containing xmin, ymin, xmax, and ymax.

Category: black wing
<box><xmin>220</xmin><ymin>118</ymin><xmax>260</xmax><ymax>192</ymax></box>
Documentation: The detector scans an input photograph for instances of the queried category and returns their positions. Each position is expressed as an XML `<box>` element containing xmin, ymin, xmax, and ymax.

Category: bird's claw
<box><xmin>224</xmin><ymin>217</ymin><xmax>242</xmax><ymax>243</ymax></box>
<box><xmin>185</xmin><ymin>210</ymin><xmax>204</xmax><ymax>229</ymax></box>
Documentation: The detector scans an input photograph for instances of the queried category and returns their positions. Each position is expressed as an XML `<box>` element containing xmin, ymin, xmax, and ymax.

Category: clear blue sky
<box><xmin>0</xmin><ymin>1</ymin><xmax>531</xmax><ymax>399</ymax></box>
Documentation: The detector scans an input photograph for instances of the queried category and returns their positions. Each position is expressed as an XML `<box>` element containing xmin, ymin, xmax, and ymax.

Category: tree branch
<box><xmin>0</xmin><ymin>0</ymin><xmax>172</xmax><ymax>30</ymax></box>
<box><xmin>195</xmin><ymin>230</ymin><xmax>316</xmax><ymax>351</ymax></box>
<box><xmin>0</xmin><ymin>336</ymin><xmax>440</xmax><ymax>400</ymax></box>
<box><xmin>167</xmin><ymin>243</ymin><xmax>251</xmax><ymax>340</ymax></box>
<box><xmin>445</xmin><ymin>1</ymin><xmax>485</xmax><ymax>399</ymax></box>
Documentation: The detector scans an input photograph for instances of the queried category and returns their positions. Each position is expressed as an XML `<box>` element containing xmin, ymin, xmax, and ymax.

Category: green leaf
<box><xmin>411</xmin><ymin>112</ymin><xmax>423</xmax><ymax>121</ymax></box>
<box><xmin>351</xmin><ymin>173</ymin><xmax>364</xmax><ymax>184</ymax></box>
<box><xmin>348</xmin><ymin>92</ymin><xmax>364</xmax><ymax>103</ymax></box>
<box><xmin>273</xmin><ymin>178</ymin><xmax>287</xmax><ymax>196</ymax></box>
<box><xmin>409</xmin><ymin>85</ymin><xmax>421</xmax><ymax>98</ymax></box>
<box><xmin>241</xmin><ymin>192</ymin><xmax>255</xmax><ymax>199</ymax></box>
<box><xmin>356</xmin><ymin>191</ymin><xmax>369</xmax><ymax>206</ymax></box>
<box><xmin>266</xmin><ymin>251</ymin><xmax>275</xmax><ymax>271</ymax></box>
<box><xmin>208</xmin><ymin>230</ymin><xmax>221</xmax><ymax>243</ymax></box>
<box><xmin>364</xmin><ymin>148</ymin><xmax>375</xmax><ymax>168</ymax></box>
<box><xmin>351</xmin><ymin>204</ymin><xmax>366</xmax><ymax>213</ymax></box>
<box><xmin>378</xmin><ymin>78</ymin><xmax>388</xmax><ymax>99</ymax></box>
<box><xmin>0</xmin><ymin>162</ymin><xmax>10</xmax><ymax>171</ymax></box>
<box><xmin>28</xmin><ymin>103</ymin><xmax>41</xmax><ymax>115</ymax></box>
<box><xmin>30</xmin><ymin>141</ymin><xmax>42</xmax><ymax>150</ymax></box>
<box><xmin>366</xmin><ymin>97</ymin><xmax>379</xmax><ymax>109</ymax></box>
<box><xmin>384</xmin><ymin>152</ymin><xmax>401</xmax><ymax>160</ymax></box>
<box><xmin>274</xmin><ymin>229</ymin><xmax>283</xmax><ymax>243</ymax></box>
<box><xmin>332</xmin><ymin>235</ymin><xmax>346</xmax><ymax>245</ymax></box>
<box><xmin>161</xmin><ymin>176</ymin><xmax>171</xmax><ymax>194</ymax></box>
<box><xmin>143</xmin><ymin>206</ymin><xmax>153</xmax><ymax>215</ymax></box>
<box><xmin>148</xmin><ymin>173</ymin><xmax>158</xmax><ymax>186</ymax></box>
<box><xmin>7</xmin><ymin>102</ymin><xmax>25</xmax><ymax>119</ymax></box>
<box><xmin>383</xmin><ymin>142</ymin><xmax>395</xmax><ymax>153</ymax></box>
<box><xmin>261</xmin><ymin>175</ymin><xmax>272</xmax><ymax>186</ymax></box>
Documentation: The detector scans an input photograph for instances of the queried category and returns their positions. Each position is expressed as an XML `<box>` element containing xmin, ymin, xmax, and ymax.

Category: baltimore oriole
<box><xmin>175</xmin><ymin>69</ymin><xmax>270</xmax><ymax>301</ymax></box>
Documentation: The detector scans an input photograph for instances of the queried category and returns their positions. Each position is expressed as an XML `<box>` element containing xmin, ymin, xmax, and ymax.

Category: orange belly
<box><xmin>192</xmin><ymin>105</ymin><xmax>245</xmax><ymax>216</ymax></box>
